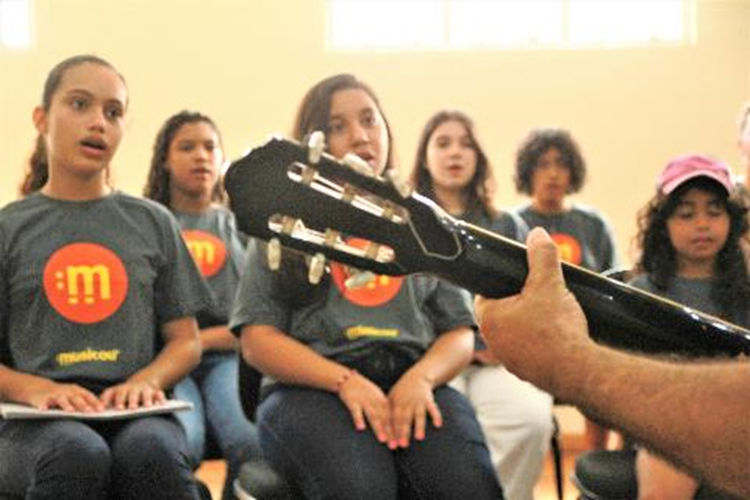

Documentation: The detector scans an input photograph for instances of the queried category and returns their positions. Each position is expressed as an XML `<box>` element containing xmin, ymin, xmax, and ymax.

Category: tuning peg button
<box><xmin>343</xmin><ymin>153</ymin><xmax>374</xmax><ymax>177</ymax></box>
<box><xmin>385</xmin><ymin>168</ymin><xmax>412</xmax><ymax>198</ymax></box>
<box><xmin>308</xmin><ymin>252</ymin><xmax>326</xmax><ymax>284</ymax></box>
<box><xmin>307</xmin><ymin>131</ymin><xmax>326</xmax><ymax>165</ymax></box>
<box><xmin>267</xmin><ymin>237</ymin><xmax>282</xmax><ymax>271</ymax></box>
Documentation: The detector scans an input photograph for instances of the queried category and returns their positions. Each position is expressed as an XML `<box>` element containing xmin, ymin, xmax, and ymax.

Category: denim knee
<box><xmin>108</xmin><ymin>417</ymin><xmax>197</xmax><ymax>500</ymax></box>
<box><xmin>33</xmin><ymin>422</ymin><xmax>111</xmax><ymax>500</ymax></box>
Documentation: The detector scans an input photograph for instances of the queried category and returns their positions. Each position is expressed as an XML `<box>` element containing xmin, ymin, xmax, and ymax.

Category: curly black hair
<box><xmin>514</xmin><ymin>128</ymin><xmax>586</xmax><ymax>195</ymax></box>
<box><xmin>634</xmin><ymin>177</ymin><xmax>750</xmax><ymax>321</ymax></box>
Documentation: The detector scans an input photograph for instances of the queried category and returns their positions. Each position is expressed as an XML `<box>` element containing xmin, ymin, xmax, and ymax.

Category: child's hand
<box><xmin>387</xmin><ymin>371</ymin><xmax>442</xmax><ymax>449</ymax></box>
<box><xmin>100</xmin><ymin>381</ymin><xmax>166</xmax><ymax>410</ymax></box>
<box><xmin>24</xmin><ymin>379</ymin><xmax>104</xmax><ymax>413</ymax></box>
<box><xmin>337</xmin><ymin>373</ymin><xmax>394</xmax><ymax>447</ymax></box>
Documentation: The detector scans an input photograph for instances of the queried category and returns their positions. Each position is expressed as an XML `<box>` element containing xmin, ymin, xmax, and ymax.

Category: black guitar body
<box><xmin>225</xmin><ymin>136</ymin><xmax>750</xmax><ymax>358</ymax></box>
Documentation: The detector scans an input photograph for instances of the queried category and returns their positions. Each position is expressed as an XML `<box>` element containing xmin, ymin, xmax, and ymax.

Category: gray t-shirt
<box><xmin>174</xmin><ymin>207</ymin><xmax>246</xmax><ymax>328</ymax></box>
<box><xmin>462</xmin><ymin>208</ymin><xmax>528</xmax><ymax>242</ymax></box>
<box><xmin>0</xmin><ymin>192</ymin><xmax>212</xmax><ymax>392</ymax></box>
<box><xmin>628</xmin><ymin>274</ymin><xmax>748</xmax><ymax>328</ymax></box>
<box><xmin>230</xmin><ymin>239</ymin><xmax>475</xmax><ymax>365</ymax></box>
<box><xmin>515</xmin><ymin>203</ymin><xmax>618</xmax><ymax>272</ymax></box>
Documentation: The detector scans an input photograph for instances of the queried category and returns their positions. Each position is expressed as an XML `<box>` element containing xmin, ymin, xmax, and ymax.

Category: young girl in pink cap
<box><xmin>631</xmin><ymin>154</ymin><xmax>750</xmax><ymax>500</ymax></box>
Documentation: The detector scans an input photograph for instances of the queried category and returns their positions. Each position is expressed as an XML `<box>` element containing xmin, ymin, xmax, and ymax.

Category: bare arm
<box><xmin>476</xmin><ymin>227</ymin><xmax>750</xmax><ymax>498</ymax></box>
<box><xmin>564</xmin><ymin>345</ymin><xmax>750</xmax><ymax>498</ymax></box>
<box><xmin>240</xmin><ymin>324</ymin><xmax>354</xmax><ymax>392</ymax></box>
<box><xmin>401</xmin><ymin>326</ymin><xmax>474</xmax><ymax>389</ymax></box>
<box><xmin>199</xmin><ymin>325</ymin><xmax>238</xmax><ymax>352</ymax></box>
<box><xmin>0</xmin><ymin>317</ymin><xmax>201</xmax><ymax>411</ymax></box>
<box><xmin>0</xmin><ymin>363</ymin><xmax>103</xmax><ymax>411</ymax></box>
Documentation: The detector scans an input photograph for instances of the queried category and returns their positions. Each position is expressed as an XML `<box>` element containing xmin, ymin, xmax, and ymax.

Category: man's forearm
<box><xmin>558</xmin><ymin>345</ymin><xmax>750</xmax><ymax>498</ymax></box>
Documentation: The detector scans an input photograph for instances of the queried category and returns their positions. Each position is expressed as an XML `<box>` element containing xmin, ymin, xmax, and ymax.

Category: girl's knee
<box><xmin>39</xmin><ymin>426</ymin><xmax>111</xmax><ymax>479</ymax></box>
<box><xmin>112</xmin><ymin>418</ymin><xmax>189</xmax><ymax>469</ymax></box>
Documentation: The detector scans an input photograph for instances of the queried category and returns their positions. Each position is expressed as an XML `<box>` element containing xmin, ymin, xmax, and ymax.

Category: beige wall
<box><xmin>1</xmin><ymin>0</ymin><xmax>749</xmax><ymax>266</ymax></box>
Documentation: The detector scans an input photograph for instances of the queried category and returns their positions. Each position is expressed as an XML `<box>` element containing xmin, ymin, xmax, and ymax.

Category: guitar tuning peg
<box><xmin>300</xmin><ymin>165</ymin><xmax>317</xmax><ymax>186</ymax></box>
<box><xmin>281</xmin><ymin>216</ymin><xmax>301</xmax><ymax>235</ymax></box>
<box><xmin>385</xmin><ymin>168</ymin><xmax>412</xmax><ymax>198</ymax></box>
<box><xmin>308</xmin><ymin>252</ymin><xmax>326</xmax><ymax>285</ymax></box>
<box><xmin>267</xmin><ymin>237</ymin><xmax>282</xmax><ymax>271</ymax></box>
<box><xmin>307</xmin><ymin>131</ymin><xmax>326</xmax><ymax>165</ymax></box>
<box><xmin>344</xmin><ymin>270</ymin><xmax>376</xmax><ymax>290</ymax></box>
<box><xmin>343</xmin><ymin>153</ymin><xmax>375</xmax><ymax>177</ymax></box>
<box><xmin>364</xmin><ymin>242</ymin><xmax>381</xmax><ymax>260</ymax></box>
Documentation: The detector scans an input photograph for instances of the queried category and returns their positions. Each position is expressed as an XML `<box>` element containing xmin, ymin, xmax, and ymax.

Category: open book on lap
<box><xmin>0</xmin><ymin>399</ymin><xmax>193</xmax><ymax>420</ymax></box>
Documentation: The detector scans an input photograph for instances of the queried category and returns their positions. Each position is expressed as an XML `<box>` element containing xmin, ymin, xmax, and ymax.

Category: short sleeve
<box><xmin>422</xmin><ymin>278</ymin><xmax>476</xmax><ymax>335</ymax></box>
<box><xmin>492</xmin><ymin>211</ymin><xmax>530</xmax><ymax>243</ymax></box>
<box><xmin>229</xmin><ymin>238</ymin><xmax>292</xmax><ymax>336</ymax></box>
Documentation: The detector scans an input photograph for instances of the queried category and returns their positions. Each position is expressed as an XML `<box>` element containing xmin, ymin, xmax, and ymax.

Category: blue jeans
<box><xmin>173</xmin><ymin>351</ymin><xmax>262</xmax><ymax>500</ymax></box>
<box><xmin>258</xmin><ymin>385</ymin><xmax>504</xmax><ymax>500</ymax></box>
<box><xmin>0</xmin><ymin>415</ymin><xmax>200</xmax><ymax>500</ymax></box>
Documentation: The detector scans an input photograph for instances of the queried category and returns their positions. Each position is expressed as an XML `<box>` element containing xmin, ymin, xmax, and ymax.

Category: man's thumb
<box><xmin>525</xmin><ymin>227</ymin><xmax>565</xmax><ymax>289</ymax></box>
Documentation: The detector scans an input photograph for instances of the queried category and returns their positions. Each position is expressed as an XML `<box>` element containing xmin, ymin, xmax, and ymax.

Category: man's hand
<box><xmin>475</xmin><ymin>227</ymin><xmax>590</xmax><ymax>395</ymax></box>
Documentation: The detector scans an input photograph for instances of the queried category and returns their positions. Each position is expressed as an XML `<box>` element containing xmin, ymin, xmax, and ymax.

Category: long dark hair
<box><xmin>20</xmin><ymin>54</ymin><xmax>127</xmax><ymax>197</ymax></box>
<box><xmin>410</xmin><ymin>110</ymin><xmax>496</xmax><ymax>219</ymax></box>
<box><xmin>634</xmin><ymin>177</ymin><xmax>750</xmax><ymax>321</ymax></box>
<box><xmin>272</xmin><ymin>74</ymin><xmax>394</xmax><ymax>306</ymax></box>
<box><xmin>514</xmin><ymin>127</ymin><xmax>586</xmax><ymax>195</ymax></box>
<box><xmin>144</xmin><ymin>110</ymin><xmax>226</xmax><ymax>208</ymax></box>
<box><xmin>291</xmin><ymin>73</ymin><xmax>394</xmax><ymax>169</ymax></box>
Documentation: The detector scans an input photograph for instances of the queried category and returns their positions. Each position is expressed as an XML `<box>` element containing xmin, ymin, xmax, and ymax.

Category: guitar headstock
<box><xmin>224</xmin><ymin>134</ymin><xmax>465</xmax><ymax>282</ymax></box>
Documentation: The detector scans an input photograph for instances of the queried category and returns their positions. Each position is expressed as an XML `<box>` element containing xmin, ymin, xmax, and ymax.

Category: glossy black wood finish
<box><xmin>225</xmin><ymin>137</ymin><xmax>750</xmax><ymax>357</ymax></box>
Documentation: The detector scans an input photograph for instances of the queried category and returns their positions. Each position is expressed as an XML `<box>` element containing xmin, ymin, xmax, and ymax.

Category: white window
<box><xmin>327</xmin><ymin>0</ymin><xmax>692</xmax><ymax>51</ymax></box>
<box><xmin>0</xmin><ymin>0</ymin><xmax>31</xmax><ymax>49</ymax></box>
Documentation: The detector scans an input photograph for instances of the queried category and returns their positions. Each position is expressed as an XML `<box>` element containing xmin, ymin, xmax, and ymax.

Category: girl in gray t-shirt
<box><xmin>631</xmin><ymin>154</ymin><xmax>750</xmax><ymax>500</ymax></box>
<box><xmin>144</xmin><ymin>110</ymin><xmax>260</xmax><ymax>500</ymax></box>
<box><xmin>230</xmin><ymin>74</ymin><xmax>503</xmax><ymax>499</ymax></box>
<box><xmin>410</xmin><ymin>109</ymin><xmax>552</xmax><ymax>500</ymax></box>
<box><xmin>0</xmin><ymin>55</ymin><xmax>211</xmax><ymax>500</ymax></box>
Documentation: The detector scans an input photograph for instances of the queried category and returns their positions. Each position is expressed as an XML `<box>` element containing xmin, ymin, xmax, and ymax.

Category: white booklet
<box><xmin>0</xmin><ymin>399</ymin><xmax>193</xmax><ymax>420</ymax></box>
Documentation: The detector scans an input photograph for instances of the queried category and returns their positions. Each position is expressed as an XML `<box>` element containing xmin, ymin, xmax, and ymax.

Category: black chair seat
<box><xmin>572</xmin><ymin>449</ymin><xmax>638</xmax><ymax>500</ymax></box>
<box><xmin>233</xmin><ymin>459</ymin><xmax>293</xmax><ymax>500</ymax></box>
<box><xmin>572</xmin><ymin>449</ymin><xmax>739</xmax><ymax>500</ymax></box>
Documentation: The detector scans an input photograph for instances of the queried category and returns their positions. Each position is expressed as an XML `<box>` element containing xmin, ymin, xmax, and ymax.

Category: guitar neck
<box><xmin>438</xmin><ymin>220</ymin><xmax>750</xmax><ymax>357</ymax></box>
<box><xmin>222</xmin><ymin>135</ymin><xmax>750</xmax><ymax>358</ymax></box>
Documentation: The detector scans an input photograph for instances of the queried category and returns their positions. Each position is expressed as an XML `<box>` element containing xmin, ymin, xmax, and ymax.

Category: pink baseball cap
<box><xmin>657</xmin><ymin>154</ymin><xmax>733</xmax><ymax>195</ymax></box>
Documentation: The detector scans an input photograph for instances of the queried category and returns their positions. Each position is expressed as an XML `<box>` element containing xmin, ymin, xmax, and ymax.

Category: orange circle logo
<box><xmin>43</xmin><ymin>243</ymin><xmax>129</xmax><ymax>324</ymax></box>
<box><xmin>550</xmin><ymin>233</ymin><xmax>583</xmax><ymax>265</ymax></box>
<box><xmin>331</xmin><ymin>238</ymin><xmax>403</xmax><ymax>307</ymax></box>
<box><xmin>182</xmin><ymin>230</ymin><xmax>227</xmax><ymax>277</ymax></box>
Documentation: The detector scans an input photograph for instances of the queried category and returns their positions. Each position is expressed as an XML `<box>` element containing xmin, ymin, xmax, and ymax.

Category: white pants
<box><xmin>451</xmin><ymin>364</ymin><xmax>554</xmax><ymax>500</ymax></box>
